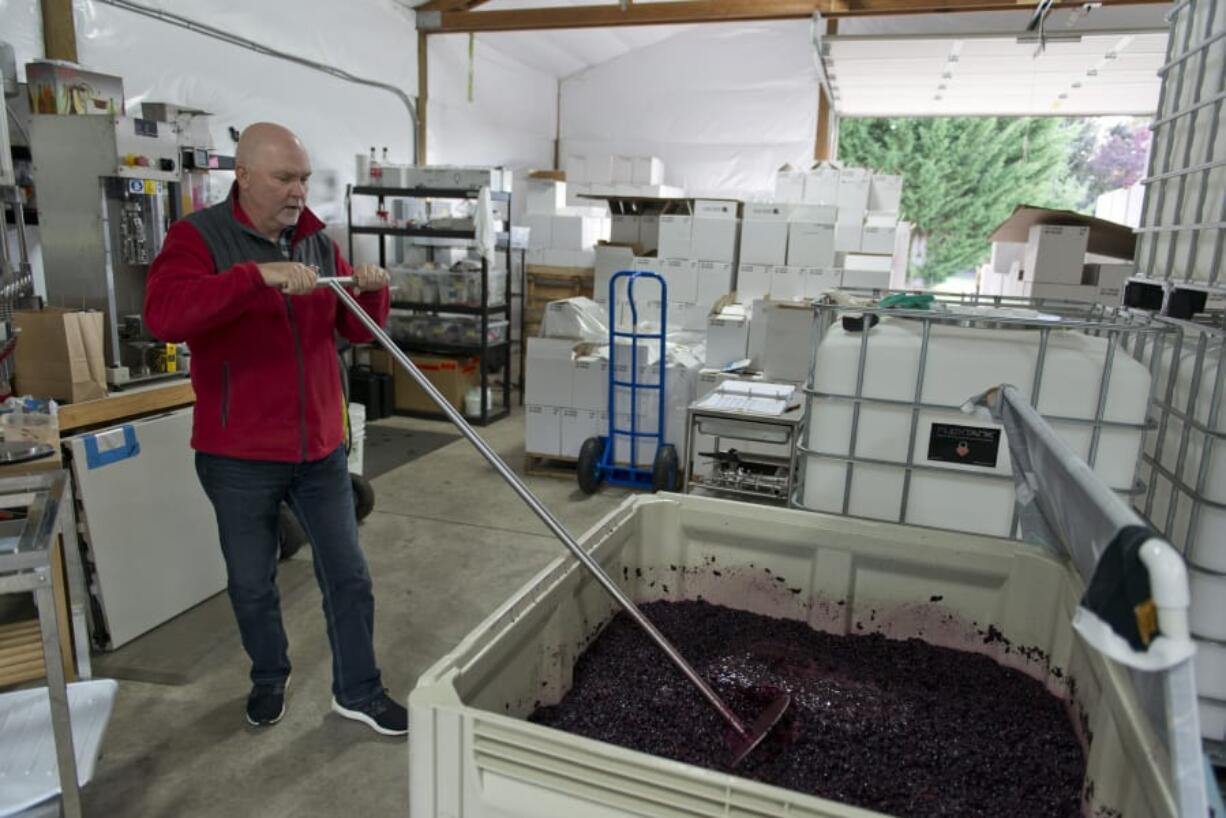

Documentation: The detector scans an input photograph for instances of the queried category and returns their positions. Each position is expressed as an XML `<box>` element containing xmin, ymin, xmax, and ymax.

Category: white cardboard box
<box><xmin>1022</xmin><ymin>281</ymin><xmax>1101</xmax><ymax>303</ymax></box>
<box><xmin>691</xmin><ymin>200</ymin><xmax>740</xmax><ymax>263</ymax></box>
<box><xmin>659</xmin><ymin>215</ymin><xmax>693</xmax><ymax>259</ymax></box>
<box><xmin>696</xmin><ymin>260</ymin><xmax>735</xmax><ymax>297</ymax></box>
<box><xmin>803</xmin><ymin>267</ymin><xmax>841</xmax><ymax>299</ymax></box>
<box><xmin>561</xmin><ymin>409</ymin><xmax>606</xmax><ymax>458</ymax></box>
<box><xmin>526</xmin><ymin>213</ymin><xmax>553</xmax><ymax>249</ymax></box>
<box><xmin>572</xmin><ymin>356</ymin><xmax>609</xmax><ymax>412</ymax></box>
<box><xmin>770</xmin><ymin>265</ymin><xmax>805</xmax><ymax>301</ymax></box>
<box><xmin>761</xmin><ymin>301</ymin><xmax>815</xmax><ymax>382</ymax></box>
<box><xmin>586</xmin><ymin>154</ymin><xmax>614</xmax><ymax>186</ymax></box>
<box><xmin>791</xmin><ymin>204</ymin><xmax>837</xmax><ymax>225</ymax></box>
<box><xmin>633</xmin><ymin>157</ymin><xmax>664</xmax><ymax>186</ymax></box>
<box><xmin>835</xmin><ymin>223</ymin><xmax>861</xmax><ymax>253</ymax></box>
<box><xmin>639</xmin><ymin>214</ymin><xmax>660</xmax><ymax>254</ymax></box>
<box><xmin>526</xmin><ymin>179</ymin><xmax>566</xmax><ymax>214</ymax></box>
<box><xmin>526</xmin><ymin>338</ymin><xmax>576</xmax><ymax>406</ymax></box>
<box><xmin>787</xmin><ymin>222</ymin><xmax>836</xmax><ymax>268</ymax></box>
<box><xmin>841</xmin><ymin>267</ymin><xmax>891</xmax><ymax>290</ymax></box>
<box><xmin>612</xmin><ymin>155</ymin><xmax>635</xmax><ymax>184</ymax></box>
<box><xmin>525</xmin><ymin>405</ymin><xmax>562</xmax><ymax>457</ymax></box>
<box><xmin>611</xmin><ymin>214</ymin><xmax>641</xmax><ymax>246</ymax></box>
<box><xmin>869</xmin><ymin>174</ymin><xmax>903</xmax><ymax>212</ymax></box>
<box><xmin>737</xmin><ymin>264</ymin><xmax>772</xmax><ymax>304</ymax></box>
<box><xmin>662</xmin><ymin>258</ymin><xmax>699</xmax><ymax>302</ymax></box>
<box><xmin>1025</xmin><ymin>224</ymin><xmax>1089</xmax><ymax>285</ymax></box>
<box><xmin>804</xmin><ymin>165</ymin><xmax>840</xmax><ymax>206</ymax></box>
<box><xmin>595</xmin><ymin>244</ymin><xmax>636</xmax><ymax>300</ymax></box>
<box><xmin>706</xmin><ymin>313</ymin><xmax>750</xmax><ymax>368</ymax></box>
<box><xmin>552</xmin><ymin>214</ymin><xmax>603</xmax><ymax>251</ymax></box>
<box><xmin>836</xmin><ymin>168</ymin><xmax>870</xmax><ymax>225</ymax></box>
<box><xmin>775</xmin><ymin>169</ymin><xmax>807</xmax><ymax>203</ymax></box>
<box><xmin>1084</xmin><ymin>262</ymin><xmax>1134</xmax><ymax>302</ymax></box>
<box><xmin>740</xmin><ymin>203</ymin><xmax>791</xmax><ymax>266</ymax></box>
<box><xmin>860</xmin><ymin>212</ymin><xmax>898</xmax><ymax>255</ymax></box>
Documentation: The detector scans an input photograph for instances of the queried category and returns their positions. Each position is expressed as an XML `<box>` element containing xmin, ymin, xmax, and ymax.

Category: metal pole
<box><xmin>323</xmin><ymin>280</ymin><xmax>762</xmax><ymax>744</ymax></box>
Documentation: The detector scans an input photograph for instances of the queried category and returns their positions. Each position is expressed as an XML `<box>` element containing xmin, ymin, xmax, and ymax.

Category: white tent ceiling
<box><xmin>411</xmin><ymin>1</ymin><xmax>1169</xmax><ymax>117</ymax></box>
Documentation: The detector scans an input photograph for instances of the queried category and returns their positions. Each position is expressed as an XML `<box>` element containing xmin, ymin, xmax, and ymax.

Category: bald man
<box><xmin>145</xmin><ymin>123</ymin><xmax>406</xmax><ymax>736</ymax></box>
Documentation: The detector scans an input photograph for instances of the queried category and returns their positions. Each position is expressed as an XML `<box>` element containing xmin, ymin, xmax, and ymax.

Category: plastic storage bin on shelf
<box><xmin>1129</xmin><ymin>314</ymin><xmax>1226</xmax><ymax>742</ymax></box>
<box><xmin>392</xmin><ymin>266</ymin><xmax>508</xmax><ymax>308</ymax></box>
<box><xmin>799</xmin><ymin>305</ymin><xmax>1155</xmax><ymax>539</ymax></box>
<box><xmin>408</xmin><ymin>494</ymin><xmax>1178</xmax><ymax>818</ymax></box>
<box><xmin>388</xmin><ymin>310</ymin><xmax>509</xmax><ymax>347</ymax></box>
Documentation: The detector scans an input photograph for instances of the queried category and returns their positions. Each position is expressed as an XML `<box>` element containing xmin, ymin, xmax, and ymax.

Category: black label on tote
<box><xmin>927</xmin><ymin>423</ymin><xmax>1001</xmax><ymax>468</ymax></box>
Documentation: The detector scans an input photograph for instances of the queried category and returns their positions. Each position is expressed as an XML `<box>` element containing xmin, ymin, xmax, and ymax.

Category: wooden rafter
<box><xmin>416</xmin><ymin>0</ymin><xmax>1166</xmax><ymax>33</ymax></box>
<box><xmin>416</xmin><ymin>0</ymin><xmax>490</xmax><ymax>12</ymax></box>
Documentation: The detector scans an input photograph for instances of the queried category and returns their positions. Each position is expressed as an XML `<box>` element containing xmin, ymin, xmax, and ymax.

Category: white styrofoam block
<box><xmin>526</xmin><ymin>338</ymin><xmax>575</xmax><ymax>406</ymax></box>
<box><xmin>835</xmin><ymin>223</ymin><xmax>861</xmax><ymax>253</ymax></box>
<box><xmin>774</xmin><ymin>170</ymin><xmax>806</xmax><ymax>203</ymax></box>
<box><xmin>844</xmin><ymin>253</ymin><xmax>893</xmax><ymax>273</ymax></box>
<box><xmin>526</xmin><ymin>213</ymin><xmax>553</xmax><ymax>250</ymax></box>
<box><xmin>836</xmin><ymin>168</ymin><xmax>870</xmax><ymax>225</ymax></box>
<box><xmin>804</xmin><ymin>165</ymin><xmax>840</xmax><ymax>205</ymax></box>
<box><xmin>526</xmin><ymin>179</ymin><xmax>566</xmax><ymax>214</ymax></box>
<box><xmin>869</xmin><ymin>174</ymin><xmax>903</xmax><ymax>212</ymax></box>
<box><xmin>658</xmin><ymin>215</ymin><xmax>693</xmax><ymax>259</ymax></box>
<box><xmin>788</xmin><ymin>222</ymin><xmax>836</xmax><ymax>268</ymax></box>
<box><xmin>525</xmin><ymin>404</ymin><xmax>562</xmax><ymax>456</ymax></box>
<box><xmin>612</xmin><ymin>155</ymin><xmax>635</xmax><ymax>184</ymax></box>
<box><xmin>632</xmin><ymin>156</ymin><xmax>664</xmax><ymax>186</ymax></box>
<box><xmin>803</xmin><ymin>267</ymin><xmax>842</xmax><ymax>299</ymax></box>
<box><xmin>737</xmin><ymin>264</ymin><xmax>772</xmax><ymax>304</ymax></box>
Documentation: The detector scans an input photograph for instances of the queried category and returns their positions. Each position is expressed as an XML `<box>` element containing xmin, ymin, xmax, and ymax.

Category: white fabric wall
<box><xmin>559</xmin><ymin>21</ymin><xmax>819</xmax><ymax>199</ymax></box>
<box><xmin>0</xmin><ymin>0</ymin><xmax>562</xmax><ymax>270</ymax></box>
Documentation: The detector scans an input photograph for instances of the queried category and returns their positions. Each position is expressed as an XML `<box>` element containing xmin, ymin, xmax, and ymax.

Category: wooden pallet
<box><xmin>524</xmin><ymin>452</ymin><xmax>579</xmax><ymax>479</ymax></box>
<box><xmin>525</xmin><ymin>267</ymin><xmax>597</xmax><ymax>331</ymax></box>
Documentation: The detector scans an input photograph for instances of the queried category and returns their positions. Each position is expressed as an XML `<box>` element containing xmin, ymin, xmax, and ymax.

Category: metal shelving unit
<box><xmin>346</xmin><ymin>184</ymin><xmax>512</xmax><ymax>425</ymax></box>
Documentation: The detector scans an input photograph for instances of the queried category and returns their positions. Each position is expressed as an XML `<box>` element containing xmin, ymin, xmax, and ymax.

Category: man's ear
<box><xmin>235</xmin><ymin>165</ymin><xmax>250</xmax><ymax>190</ymax></box>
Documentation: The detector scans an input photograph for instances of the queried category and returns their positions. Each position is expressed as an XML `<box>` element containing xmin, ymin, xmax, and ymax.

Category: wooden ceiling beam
<box><xmin>416</xmin><ymin>0</ymin><xmax>1166</xmax><ymax>34</ymax></box>
<box><xmin>416</xmin><ymin>0</ymin><xmax>490</xmax><ymax>14</ymax></box>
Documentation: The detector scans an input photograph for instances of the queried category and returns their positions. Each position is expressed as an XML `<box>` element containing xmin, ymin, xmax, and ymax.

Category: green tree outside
<box><xmin>838</xmin><ymin>117</ymin><xmax>1085</xmax><ymax>284</ymax></box>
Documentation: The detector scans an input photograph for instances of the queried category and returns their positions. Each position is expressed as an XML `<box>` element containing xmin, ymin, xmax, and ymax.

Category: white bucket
<box><xmin>347</xmin><ymin>402</ymin><xmax>366</xmax><ymax>476</ymax></box>
<box><xmin>464</xmin><ymin>387</ymin><xmax>496</xmax><ymax>418</ymax></box>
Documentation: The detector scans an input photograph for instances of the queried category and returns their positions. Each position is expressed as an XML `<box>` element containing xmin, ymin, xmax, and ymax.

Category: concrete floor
<box><xmin>84</xmin><ymin>408</ymin><xmax>631</xmax><ymax>817</ymax></box>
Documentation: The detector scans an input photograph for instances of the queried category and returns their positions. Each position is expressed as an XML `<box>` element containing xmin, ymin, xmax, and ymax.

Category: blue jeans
<box><xmin>195</xmin><ymin>445</ymin><xmax>382</xmax><ymax>707</ymax></box>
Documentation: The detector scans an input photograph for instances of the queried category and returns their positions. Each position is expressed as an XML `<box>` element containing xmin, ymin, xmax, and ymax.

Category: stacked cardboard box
<box><xmin>561</xmin><ymin>153</ymin><xmax>684</xmax><ymax>203</ymax></box>
<box><xmin>980</xmin><ymin>207</ymin><xmax>1137</xmax><ymax>304</ymax></box>
<box><xmin>768</xmin><ymin>162</ymin><xmax>904</xmax><ymax>292</ymax></box>
<box><xmin>524</xmin><ymin>336</ymin><xmax>700</xmax><ymax>464</ymax></box>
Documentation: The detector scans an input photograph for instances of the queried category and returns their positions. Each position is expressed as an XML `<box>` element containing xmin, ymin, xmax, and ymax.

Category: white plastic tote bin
<box><xmin>409</xmin><ymin>494</ymin><xmax>1176</xmax><ymax>818</ymax></box>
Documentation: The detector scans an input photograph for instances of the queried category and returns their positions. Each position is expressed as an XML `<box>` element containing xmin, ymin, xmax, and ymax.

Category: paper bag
<box><xmin>13</xmin><ymin>308</ymin><xmax>108</xmax><ymax>402</ymax></box>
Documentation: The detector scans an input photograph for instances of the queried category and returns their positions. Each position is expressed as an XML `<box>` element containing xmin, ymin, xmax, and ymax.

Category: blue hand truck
<box><xmin>576</xmin><ymin>269</ymin><xmax>679</xmax><ymax>494</ymax></box>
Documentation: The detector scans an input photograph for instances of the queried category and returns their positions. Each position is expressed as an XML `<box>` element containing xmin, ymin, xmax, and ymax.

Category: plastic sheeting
<box><xmin>559</xmin><ymin>21</ymin><xmax>818</xmax><ymax>199</ymax></box>
<box><xmin>967</xmin><ymin>384</ymin><xmax>1208</xmax><ymax>818</ymax></box>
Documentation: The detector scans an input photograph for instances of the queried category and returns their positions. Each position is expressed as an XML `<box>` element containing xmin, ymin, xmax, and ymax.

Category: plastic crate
<box><xmin>409</xmin><ymin>494</ymin><xmax>1176</xmax><ymax>818</ymax></box>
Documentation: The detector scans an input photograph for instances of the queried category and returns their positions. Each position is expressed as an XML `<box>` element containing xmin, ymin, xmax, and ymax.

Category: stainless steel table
<box><xmin>682</xmin><ymin>404</ymin><xmax>805</xmax><ymax>505</ymax></box>
<box><xmin>0</xmin><ymin>471</ymin><xmax>92</xmax><ymax>818</ymax></box>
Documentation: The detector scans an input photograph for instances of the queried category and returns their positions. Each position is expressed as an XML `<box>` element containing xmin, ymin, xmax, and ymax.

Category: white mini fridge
<box><xmin>68</xmin><ymin>408</ymin><xmax>227</xmax><ymax>649</ymax></box>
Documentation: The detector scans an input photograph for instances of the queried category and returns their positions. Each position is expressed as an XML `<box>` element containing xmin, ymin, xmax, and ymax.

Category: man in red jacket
<box><xmin>145</xmin><ymin>122</ymin><xmax>405</xmax><ymax>736</ymax></box>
